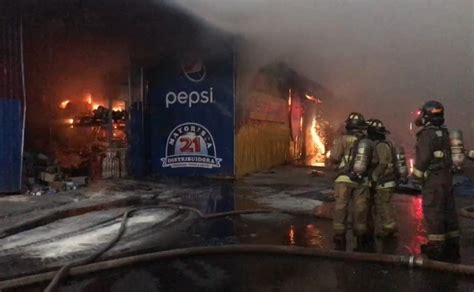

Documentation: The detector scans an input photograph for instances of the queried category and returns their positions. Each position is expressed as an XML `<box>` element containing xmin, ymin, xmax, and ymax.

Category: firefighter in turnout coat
<box><xmin>412</xmin><ymin>100</ymin><xmax>460</xmax><ymax>261</ymax></box>
<box><xmin>367</xmin><ymin>119</ymin><xmax>398</xmax><ymax>238</ymax></box>
<box><xmin>330</xmin><ymin>112</ymin><xmax>373</xmax><ymax>251</ymax></box>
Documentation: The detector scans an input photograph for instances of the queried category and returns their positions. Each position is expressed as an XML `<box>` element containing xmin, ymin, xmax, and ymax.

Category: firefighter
<box><xmin>330</xmin><ymin>112</ymin><xmax>372</xmax><ymax>251</ymax></box>
<box><xmin>367</xmin><ymin>119</ymin><xmax>397</xmax><ymax>238</ymax></box>
<box><xmin>412</xmin><ymin>100</ymin><xmax>460</xmax><ymax>261</ymax></box>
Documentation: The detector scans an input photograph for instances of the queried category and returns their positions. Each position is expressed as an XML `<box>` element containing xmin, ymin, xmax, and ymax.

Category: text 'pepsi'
<box><xmin>165</xmin><ymin>87</ymin><xmax>215</xmax><ymax>108</ymax></box>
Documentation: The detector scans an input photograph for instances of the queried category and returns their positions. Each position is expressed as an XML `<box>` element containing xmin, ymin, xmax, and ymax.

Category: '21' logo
<box><xmin>162</xmin><ymin>122</ymin><xmax>222</xmax><ymax>169</ymax></box>
<box><xmin>179</xmin><ymin>136</ymin><xmax>202</xmax><ymax>153</ymax></box>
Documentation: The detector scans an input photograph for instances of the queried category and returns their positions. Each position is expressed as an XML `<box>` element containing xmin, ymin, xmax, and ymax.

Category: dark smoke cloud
<box><xmin>169</xmin><ymin>0</ymin><xmax>473</xmax><ymax>148</ymax></box>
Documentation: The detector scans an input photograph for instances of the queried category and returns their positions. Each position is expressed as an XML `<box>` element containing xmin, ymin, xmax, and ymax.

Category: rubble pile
<box><xmin>21</xmin><ymin>96</ymin><xmax>130</xmax><ymax>196</ymax></box>
<box><xmin>23</xmin><ymin>152</ymin><xmax>89</xmax><ymax>196</ymax></box>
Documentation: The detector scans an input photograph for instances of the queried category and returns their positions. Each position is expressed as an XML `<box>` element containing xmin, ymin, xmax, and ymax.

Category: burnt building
<box><xmin>0</xmin><ymin>0</ymin><xmax>334</xmax><ymax>193</ymax></box>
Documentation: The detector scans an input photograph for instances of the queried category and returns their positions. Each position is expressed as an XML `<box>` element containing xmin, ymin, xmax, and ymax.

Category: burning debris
<box><xmin>22</xmin><ymin>94</ymin><xmax>129</xmax><ymax>195</ymax></box>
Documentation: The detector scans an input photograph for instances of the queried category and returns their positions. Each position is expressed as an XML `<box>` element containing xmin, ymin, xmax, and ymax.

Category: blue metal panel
<box><xmin>147</xmin><ymin>44</ymin><xmax>235</xmax><ymax>177</ymax></box>
<box><xmin>128</xmin><ymin>101</ymin><xmax>147</xmax><ymax>177</ymax></box>
<box><xmin>0</xmin><ymin>99</ymin><xmax>23</xmax><ymax>193</ymax></box>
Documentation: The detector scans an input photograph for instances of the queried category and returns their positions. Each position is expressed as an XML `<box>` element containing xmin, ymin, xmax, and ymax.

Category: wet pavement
<box><xmin>0</xmin><ymin>165</ymin><xmax>474</xmax><ymax>290</ymax></box>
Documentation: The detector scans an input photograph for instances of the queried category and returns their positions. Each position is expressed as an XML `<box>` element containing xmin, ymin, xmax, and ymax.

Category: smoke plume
<box><xmin>168</xmin><ymin>0</ymin><xmax>474</xmax><ymax>148</ymax></box>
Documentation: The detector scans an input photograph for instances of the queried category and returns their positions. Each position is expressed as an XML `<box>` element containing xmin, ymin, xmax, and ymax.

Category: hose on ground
<box><xmin>459</xmin><ymin>205</ymin><xmax>474</xmax><ymax>219</ymax></box>
<box><xmin>1</xmin><ymin>244</ymin><xmax>474</xmax><ymax>290</ymax></box>
<box><xmin>10</xmin><ymin>202</ymin><xmax>474</xmax><ymax>291</ymax></box>
<box><xmin>43</xmin><ymin>204</ymin><xmax>290</xmax><ymax>292</ymax></box>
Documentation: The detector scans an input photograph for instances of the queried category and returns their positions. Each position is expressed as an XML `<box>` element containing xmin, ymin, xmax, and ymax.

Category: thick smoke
<box><xmin>169</xmin><ymin>0</ymin><xmax>473</xmax><ymax>148</ymax></box>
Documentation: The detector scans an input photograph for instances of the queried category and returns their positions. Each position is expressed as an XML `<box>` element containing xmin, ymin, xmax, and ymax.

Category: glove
<box><xmin>370</xmin><ymin>174</ymin><xmax>379</xmax><ymax>185</ymax></box>
<box><xmin>349</xmin><ymin>172</ymin><xmax>363</xmax><ymax>183</ymax></box>
<box><xmin>451</xmin><ymin>166</ymin><xmax>464</xmax><ymax>174</ymax></box>
<box><xmin>398</xmin><ymin>177</ymin><xmax>408</xmax><ymax>185</ymax></box>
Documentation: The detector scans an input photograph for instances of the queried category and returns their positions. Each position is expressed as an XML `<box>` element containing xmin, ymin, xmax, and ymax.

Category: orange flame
<box><xmin>310</xmin><ymin>117</ymin><xmax>326</xmax><ymax>154</ymax></box>
<box><xmin>85</xmin><ymin>94</ymin><xmax>92</xmax><ymax>105</ymax></box>
<box><xmin>59</xmin><ymin>100</ymin><xmax>70</xmax><ymax>109</ymax></box>
<box><xmin>62</xmin><ymin>118</ymin><xmax>74</xmax><ymax>125</ymax></box>
<box><xmin>112</xmin><ymin>101</ymin><xmax>125</xmax><ymax>111</ymax></box>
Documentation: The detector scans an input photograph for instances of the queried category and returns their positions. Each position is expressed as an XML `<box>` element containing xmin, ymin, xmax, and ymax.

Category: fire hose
<box><xmin>460</xmin><ymin>205</ymin><xmax>474</xmax><ymax>220</ymax></box>
<box><xmin>41</xmin><ymin>205</ymin><xmax>275</xmax><ymax>292</ymax></box>
<box><xmin>0</xmin><ymin>204</ymin><xmax>473</xmax><ymax>291</ymax></box>
<box><xmin>1</xmin><ymin>245</ymin><xmax>474</xmax><ymax>291</ymax></box>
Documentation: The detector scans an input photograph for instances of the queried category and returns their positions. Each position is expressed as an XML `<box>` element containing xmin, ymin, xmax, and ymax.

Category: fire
<box><xmin>310</xmin><ymin>117</ymin><xmax>326</xmax><ymax>154</ymax></box>
<box><xmin>59</xmin><ymin>93</ymin><xmax>125</xmax><ymax>112</ymax></box>
<box><xmin>66</xmin><ymin>118</ymin><xmax>74</xmax><ymax>125</ymax></box>
<box><xmin>59</xmin><ymin>100</ymin><xmax>70</xmax><ymax>109</ymax></box>
<box><xmin>85</xmin><ymin>94</ymin><xmax>92</xmax><ymax>105</ymax></box>
<box><xmin>305</xmin><ymin>94</ymin><xmax>323</xmax><ymax>104</ymax></box>
<box><xmin>112</xmin><ymin>101</ymin><xmax>126</xmax><ymax>111</ymax></box>
<box><xmin>307</xmin><ymin>117</ymin><xmax>327</xmax><ymax>167</ymax></box>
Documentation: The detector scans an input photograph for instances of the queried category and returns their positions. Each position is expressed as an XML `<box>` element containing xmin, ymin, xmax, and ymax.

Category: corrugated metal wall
<box><xmin>0</xmin><ymin>15</ymin><xmax>25</xmax><ymax>193</ymax></box>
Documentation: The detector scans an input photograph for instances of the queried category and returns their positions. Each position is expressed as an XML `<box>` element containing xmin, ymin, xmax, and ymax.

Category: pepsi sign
<box><xmin>147</xmin><ymin>43</ymin><xmax>235</xmax><ymax>177</ymax></box>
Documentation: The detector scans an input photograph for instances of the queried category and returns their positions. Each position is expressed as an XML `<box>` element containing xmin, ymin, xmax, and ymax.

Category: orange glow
<box><xmin>308</xmin><ymin>117</ymin><xmax>327</xmax><ymax>166</ymax></box>
<box><xmin>112</xmin><ymin>101</ymin><xmax>126</xmax><ymax>111</ymax></box>
<box><xmin>409</xmin><ymin>158</ymin><xmax>414</xmax><ymax>174</ymax></box>
<box><xmin>92</xmin><ymin>103</ymin><xmax>101</xmax><ymax>110</ymax></box>
<box><xmin>288</xmin><ymin>225</ymin><xmax>296</xmax><ymax>245</ymax></box>
<box><xmin>63</xmin><ymin>118</ymin><xmax>74</xmax><ymax>125</ymax></box>
<box><xmin>59</xmin><ymin>100</ymin><xmax>70</xmax><ymax>109</ymax></box>
<box><xmin>300</xmin><ymin>116</ymin><xmax>303</xmax><ymax>131</ymax></box>
<box><xmin>310</xmin><ymin>117</ymin><xmax>326</xmax><ymax>155</ymax></box>
<box><xmin>85</xmin><ymin>94</ymin><xmax>92</xmax><ymax>105</ymax></box>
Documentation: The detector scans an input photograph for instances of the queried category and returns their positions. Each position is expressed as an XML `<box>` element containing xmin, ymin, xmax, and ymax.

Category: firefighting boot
<box><xmin>381</xmin><ymin>237</ymin><xmax>398</xmax><ymax>254</ymax></box>
<box><xmin>354</xmin><ymin>235</ymin><xmax>375</xmax><ymax>253</ymax></box>
<box><xmin>444</xmin><ymin>238</ymin><xmax>461</xmax><ymax>263</ymax></box>
<box><xmin>421</xmin><ymin>242</ymin><xmax>445</xmax><ymax>261</ymax></box>
<box><xmin>333</xmin><ymin>234</ymin><xmax>347</xmax><ymax>251</ymax></box>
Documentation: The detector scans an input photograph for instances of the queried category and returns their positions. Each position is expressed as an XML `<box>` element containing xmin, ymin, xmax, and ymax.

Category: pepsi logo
<box><xmin>181</xmin><ymin>55</ymin><xmax>206</xmax><ymax>83</ymax></box>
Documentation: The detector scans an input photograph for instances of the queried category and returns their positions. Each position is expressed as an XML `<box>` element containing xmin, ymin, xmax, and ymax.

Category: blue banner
<box><xmin>147</xmin><ymin>46</ymin><xmax>235</xmax><ymax>177</ymax></box>
<box><xmin>0</xmin><ymin>99</ymin><xmax>23</xmax><ymax>193</ymax></box>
